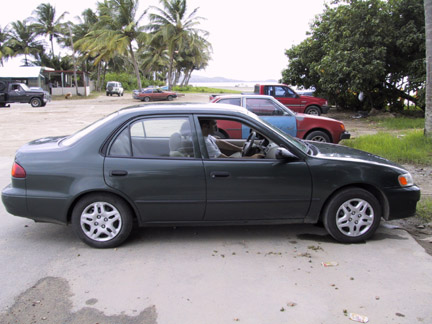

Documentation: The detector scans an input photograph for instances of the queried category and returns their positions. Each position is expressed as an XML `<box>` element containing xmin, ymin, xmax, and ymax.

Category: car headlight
<box><xmin>398</xmin><ymin>173</ymin><xmax>414</xmax><ymax>187</ymax></box>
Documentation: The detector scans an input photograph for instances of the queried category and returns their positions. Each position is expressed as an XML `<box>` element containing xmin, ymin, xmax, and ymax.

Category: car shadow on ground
<box><xmin>13</xmin><ymin>221</ymin><xmax>410</xmax><ymax>249</ymax></box>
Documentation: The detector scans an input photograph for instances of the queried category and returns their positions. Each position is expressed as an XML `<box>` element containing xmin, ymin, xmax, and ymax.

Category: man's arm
<box><xmin>215</xmin><ymin>139</ymin><xmax>242</xmax><ymax>153</ymax></box>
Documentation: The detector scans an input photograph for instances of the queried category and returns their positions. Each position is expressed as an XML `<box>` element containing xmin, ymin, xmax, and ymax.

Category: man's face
<box><xmin>203</xmin><ymin>120</ymin><xmax>218</xmax><ymax>135</ymax></box>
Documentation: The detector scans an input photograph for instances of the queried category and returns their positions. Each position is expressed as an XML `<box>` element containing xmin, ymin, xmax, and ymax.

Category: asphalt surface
<box><xmin>0</xmin><ymin>95</ymin><xmax>432</xmax><ymax>324</ymax></box>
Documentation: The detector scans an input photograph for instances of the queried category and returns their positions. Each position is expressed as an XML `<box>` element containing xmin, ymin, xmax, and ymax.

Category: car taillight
<box><xmin>12</xmin><ymin>162</ymin><xmax>26</xmax><ymax>178</ymax></box>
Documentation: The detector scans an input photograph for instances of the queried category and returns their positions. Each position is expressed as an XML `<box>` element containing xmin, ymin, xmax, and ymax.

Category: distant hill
<box><xmin>189</xmin><ymin>75</ymin><xmax>277</xmax><ymax>83</ymax></box>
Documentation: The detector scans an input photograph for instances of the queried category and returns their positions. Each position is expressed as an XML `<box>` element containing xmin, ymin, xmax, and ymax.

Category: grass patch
<box><xmin>417</xmin><ymin>197</ymin><xmax>432</xmax><ymax>223</ymax></box>
<box><xmin>369</xmin><ymin>116</ymin><xmax>425</xmax><ymax>130</ymax></box>
<box><xmin>342</xmin><ymin>130</ymin><xmax>432</xmax><ymax>165</ymax></box>
<box><xmin>173</xmin><ymin>85</ymin><xmax>242</xmax><ymax>94</ymax></box>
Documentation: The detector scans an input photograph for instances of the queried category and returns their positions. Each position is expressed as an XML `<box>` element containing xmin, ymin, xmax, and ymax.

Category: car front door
<box><xmin>244</xmin><ymin>97</ymin><xmax>297</xmax><ymax>137</ymax></box>
<box><xmin>265</xmin><ymin>85</ymin><xmax>306</xmax><ymax>113</ymax></box>
<box><xmin>196</xmin><ymin>116</ymin><xmax>312</xmax><ymax>222</ymax></box>
<box><xmin>104</xmin><ymin>116</ymin><xmax>206</xmax><ymax>223</ymax></box>
<box><xmin>8</xmin><ymin>85</ymin><xmax>28</xmax><ymax>103</ymax></box>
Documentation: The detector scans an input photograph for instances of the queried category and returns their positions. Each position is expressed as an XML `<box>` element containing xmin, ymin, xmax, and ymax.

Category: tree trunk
<box><xmin>425</xmin><ymin>0</ymin><xmax>432</xmax><ymax>138</ymax></box>
<box><xmin>96</xmin><ymin>61</ymin><xmax>102</xmax><ymax>92</ymax></box>
<box><xmin>129</xmin><ymin>42</ymin><xmax>142</xmax><ymax>90</ymax></box>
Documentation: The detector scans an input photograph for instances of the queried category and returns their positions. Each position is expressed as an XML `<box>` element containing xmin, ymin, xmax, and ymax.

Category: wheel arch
<box><xmin>66</xmin><ymin>190</ymin><xmax>140</xmax><ymax>225</ymax></box>
<box><xmin>318</xmin><ymin>183</ymin><xmax>390</xmax><ymax>222</ymax></box>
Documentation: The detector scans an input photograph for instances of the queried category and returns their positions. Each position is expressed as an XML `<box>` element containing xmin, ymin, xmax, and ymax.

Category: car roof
<box><xmin>118</xmin><ymin>102</ymin><xmax>251</xmax><ymax>117</ymax></box>
<box><xmin>214</xmin><ymin>94</ymin><xmax>276</xmax><ymax>100</ymax></box>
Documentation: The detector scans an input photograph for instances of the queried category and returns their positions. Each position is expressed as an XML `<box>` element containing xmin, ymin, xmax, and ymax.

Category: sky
<box><xmin>0</xmin><ymin>0</ymin><xmax>327</xmax><ymax>81</ymax></box>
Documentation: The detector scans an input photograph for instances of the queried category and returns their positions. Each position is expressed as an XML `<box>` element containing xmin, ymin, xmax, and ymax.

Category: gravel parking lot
<box><xmin>0</xmin><ymin>93</ymin><xmax>431</xmax><ymax>324</ymax></box>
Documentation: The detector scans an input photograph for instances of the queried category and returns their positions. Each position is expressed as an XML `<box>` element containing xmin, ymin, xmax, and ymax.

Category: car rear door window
<box><xmin>109</xmin><ymin>117</ymin><xmax>195</xmax><ymax>158</ymax></box>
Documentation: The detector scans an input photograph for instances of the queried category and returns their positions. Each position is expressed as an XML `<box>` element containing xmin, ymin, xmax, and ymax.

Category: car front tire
<box><xmin>305</xmin><ymin>105</ymin><xmax>321</xmax><ymax>115</ymax></box>
<box><xmin>30</xmin><ymin>98</ymin><xmax>42</xmax><ymax>107</ymax></box>
<box><xmin>305</xmin><ymin>130</ymin><xmax>331</xmax><ymax>142</ymax></box>
<box><xmin>71</xmin><ymin>193</ymin><xmax>134</xmax><ymax>248</ymax></box>
<box><xmin>323</xmin><ymin>188</ymin><xmax>381</xmax><ymax>243</ymax></box>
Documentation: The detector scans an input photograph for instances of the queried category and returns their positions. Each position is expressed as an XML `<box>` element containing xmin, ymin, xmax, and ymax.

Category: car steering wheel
<box><xmin>242</xmin><ymin>131</ymin><xmax>256</xmax><ymax>157</ymax></box>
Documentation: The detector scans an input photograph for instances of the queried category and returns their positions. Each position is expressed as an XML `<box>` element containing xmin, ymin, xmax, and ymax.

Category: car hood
<box><xmin>311</xmin><ymin>142</ymin><xmax>404</xmax><ymax>170</ymax></box>
<box><xmin>295</xmin><ymin>113</ymin><xmax>341</xmax><ymax>124</ymax></box>
<box><xmin>299</xmin><ymin>95</ymin><xmax>326</xmax><ymax>104</ymax></box>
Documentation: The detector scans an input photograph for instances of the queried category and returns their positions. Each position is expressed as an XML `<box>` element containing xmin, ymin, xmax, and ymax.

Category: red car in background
<box><xmin>133</xmin><ymin>88</ymin><xmax>177</xmax><ymax>102</ymax></box>
<box><xmin>211</xmin><ymin>95</ymin><xmax>350</xmax><ymax>143</ymax></box>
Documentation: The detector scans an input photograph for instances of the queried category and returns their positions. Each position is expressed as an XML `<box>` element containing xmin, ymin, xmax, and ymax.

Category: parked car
<box><xmin>106</xmin><ymin>81</ymin><xmax>124</xmax><ymax>96</ymax></box>
<box><xmin>2</xmin><ymin>103</ymin><xmax>420</xmax><ymax>248</ymax></box>
<box><xmin>0</xmin><ymin>81</ymin><xmax>50</xmax><ymax>107</ymax></box>
<box><xmin>133</xmin><ymin>88</ymin><xmax>177</xmax><ymax>102</ymax></box>
<box><xmin>211</xmin><ymin>95</ymin><xmax>350</xmax><ymax>143</ymax></box>
<box><xmin>254</xmin><ymin>83</ymin><xmax>329</xmax><ymax>115</ymax></box>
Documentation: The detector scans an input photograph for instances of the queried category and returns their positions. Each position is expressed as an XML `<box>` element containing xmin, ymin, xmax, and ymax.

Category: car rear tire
<box><xmin>305</xmin><ymin>130</ymin><xmax>331</xmax><ymax>142</ymax></box>
<box><xmin>304</xmin><ymin>105</ymin><xmax>321</xmax><ymax>115</ymax></box>
<box><xmin>323</xmin><ymin>188</ymin><xmax>381</xmax><ymax>243</ymax></box>
<box><xmin>30</xmin><ymin>97</ymin><xmax>42</xmax><ymax>107</ymax></box>
<box><xmin>167</xmin><ymin>95</ymin><xmax>173</xmax><ymax>101</ymax></box>
<box><xmin>71</xmin><ymin>193</ymin><xmax>134</xmax><ymax>248</ymax></box>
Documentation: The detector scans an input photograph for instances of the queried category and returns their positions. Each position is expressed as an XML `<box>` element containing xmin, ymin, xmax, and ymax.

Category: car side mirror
<box><xmin>276</xmin><ymin>148</ymin><xmax>298</xmax><ymax>161</ymax></box>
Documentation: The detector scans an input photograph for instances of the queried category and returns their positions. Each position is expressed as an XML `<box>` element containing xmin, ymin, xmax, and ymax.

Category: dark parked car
<box><xmin>132</xmin><ymin>88</ymin><xmax>177</xmax><ymax>102</ymax></box>
<box><xmin>2</xmin><ymin>104</ymin><xmax>420</xmax><ymax>248</ymax></box>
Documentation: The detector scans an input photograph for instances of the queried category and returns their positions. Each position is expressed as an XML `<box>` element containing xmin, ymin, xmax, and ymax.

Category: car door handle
<box><xmin>110</xmin><ymin>170</ymin><xmax>128</xmax><ymax>177</ymax></box>
<box><xmin>210</xmin><ymin>171</ymin><xmax>231</xmax><ymax>179</ymax></box>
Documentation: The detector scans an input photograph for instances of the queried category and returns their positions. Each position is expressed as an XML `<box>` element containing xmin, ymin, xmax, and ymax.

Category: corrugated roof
<box><xmin>0</xmin><ymin>66</ymin><xmax>54</xmax><ymax>78</ymax></box>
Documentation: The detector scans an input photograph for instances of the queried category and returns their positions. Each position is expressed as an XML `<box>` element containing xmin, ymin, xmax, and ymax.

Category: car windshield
<box><xmin>20</xmin><ymin>84</ymin><xmax>30</xmax><ymax>91</ymax></box>
<box><xmin>61</xmin><ymin>112</ymin><xmax>119</xmax><ymax>146</ymax></box>
<box><xmin>245</xmin><ymin>110</ymin><xmax>309</xmax><ymax>154</ymax></box>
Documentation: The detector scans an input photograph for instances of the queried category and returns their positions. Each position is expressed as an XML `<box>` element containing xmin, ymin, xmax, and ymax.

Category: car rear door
<box><xmin>104</xmin><ymin>116</ymin><xmax>206</xmax><ymax>223</ymax></box>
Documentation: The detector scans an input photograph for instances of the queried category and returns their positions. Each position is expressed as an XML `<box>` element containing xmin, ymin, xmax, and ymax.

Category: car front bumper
<box><xmin>384</xmin><ymin>185</ymin><xmax>421</xmax><ymax>220</ymax></box>
<box><xmin>321</xmin><ymin>105</ymin><xmax>330</xmax><ymax>114</ymax></box>
<box><xmin>340</xmin><ymin>131</ymin><xmax>351</xmax><ymax>140</ymax></box>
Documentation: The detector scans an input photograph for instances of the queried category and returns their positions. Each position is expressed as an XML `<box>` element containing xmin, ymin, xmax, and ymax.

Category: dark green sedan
<box><xmin>1</xmin><ymin>104</ymin><xmax>421</xmax><ymax>248</ymax></box>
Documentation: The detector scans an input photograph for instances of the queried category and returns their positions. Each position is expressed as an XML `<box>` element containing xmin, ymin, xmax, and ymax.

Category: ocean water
<box><xmin>188</xmin><ymin>81</ymin><xmax>259</xmax><ymax>89</ymax></box>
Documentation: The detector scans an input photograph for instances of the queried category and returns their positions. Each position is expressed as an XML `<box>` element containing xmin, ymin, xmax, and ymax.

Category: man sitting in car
<box><xmin>199</xmin><ymin>119</ymin><xmax>263</xmax><ymax>158</ymax></box>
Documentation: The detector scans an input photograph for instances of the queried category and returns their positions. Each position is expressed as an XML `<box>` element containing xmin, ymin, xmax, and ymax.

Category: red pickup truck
<box><xmin>254</xmin><ymin>84</ymin><xmax>329</xmax><ymax>115</ymax></box>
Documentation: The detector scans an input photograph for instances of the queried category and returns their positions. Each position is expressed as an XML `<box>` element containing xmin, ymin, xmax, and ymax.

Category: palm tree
<box><xmin>31</xmin><ymin>3</ymin><xmax>68</xmax><ymax>59</ymax></box>
<box><xmin>80</xmin><ymin>0</ymin><xmax>147</xmax><ymax>89</ymax></box>
<box><xmin>0</xmin><ymin>25</ymin><xmax>14</xmax><ymax>66</ymax></box>
<box><xmin>8</xmin><ymin>19</ymin><xmax>44</xmax><ymax>66</ymax></box>
<box><xmin>178</xmin><ymin>34</ymin><xmax>211</xmax><ymax>86</ymax></box>
<box><xmin>425</xmin><ymin>0</ymin><xmax>432</xmax><ymax>138</ymax></box>
<box><xmin>138</xmin><ymin>32</ymin><xmax>169</xmax><ymax>81</ymax></box>
<box><xmin>147</xmin><ymin>0</ymin><xmax>208</xmax><ymax>89</ymax></box>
